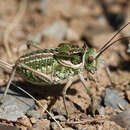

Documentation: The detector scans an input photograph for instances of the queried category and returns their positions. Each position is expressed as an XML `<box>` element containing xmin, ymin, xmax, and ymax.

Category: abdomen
<box><xmin>16</xmin><ymin>50</ymin><xmax>77</xmax><ymax>86</ymax></box>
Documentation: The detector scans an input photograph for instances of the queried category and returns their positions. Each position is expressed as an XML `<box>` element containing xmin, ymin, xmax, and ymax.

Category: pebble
<box><xmin>52</xmin><ymin>107</ymin><xmax>61</xmax><ymax>115</ymax></box>
<box><xmin>0</xmin><ymin>124</ymin><xmax>18</xmax><ymax>130</ymax></box>
<box><xmin>54</xmin><ymin>115</ymin><xmax>66</xmax><ymax>122</ymax></box>
<box><xmin>39</xmin><ymin>0</ymin><xmax>51</xmax><ymax>14</ymax></box>
<box><xmin>126</xmin><ymin>90</ymin><xmax>130</xmax><ymax>102</ymax></box>
<box><xmin>51</xmin><ymin>122</ymin><xmax>60</xmax><ymax>130</ymax></box>
<box><xmin>0</xmin><ymin>86</ymin><xmax>35</xmax><ymax>121</ymax></box>
<box><xmin>81</xmin><ymin>128</ymin><xmax>87</xmax><ymax>130</ymax></box>
<box><xmin>43</xmin><ymin>20</ymin><xmax>67</xmax><ymax>40</ymax></box>
<box><xmin>64</xmin><ymin>127</ymin><xmax>74</xmax><ymax>130</ymax></box>
<box><xmin>27</xmin><ymin>110</ymin><xmax>41</xmax><ymax>118</ymax></box>
<box><xmin>42</xmin><ymin>113</ymin><xmax>48</xmax><ymax>119</ymax></box>
<box><xmin>98</xmin><ymin>106</ymin><xmax>105</xmax><ymax>116</ymax></box>
<box><xmin>110</xmin><ymin>108</ymin><xmax>130</xmax><ymax>129</ymax></box>
<box><xmin>30</xmin><ymin>117</ymin><xmax>39</xmax><ymax>124</ymax></box>
<box><xmin>18</xmin><ymin>116</ymin><xmax>32</xmax><ymax>128</ymax></box>
<box><xmin>104</xmin><ymin>88</ymin><xmax>128</xmax><ymax>109</ymax></box>
<box><xmin>31</xmin><ymin>119</ymin><xmax>50</xmax><ymax>130</ymax></box>
<box><xmin>127</xmin><ymin>43</ymin><xmax>130</xmax><ymax>53</ymax></box>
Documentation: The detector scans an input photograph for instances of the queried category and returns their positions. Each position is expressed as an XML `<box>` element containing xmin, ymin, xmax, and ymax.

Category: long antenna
<box><xmin>95</xmin><ymin>22</ymin><xmax>130</xmax><ymax>59</ymax></box>
<box><xmin>95</xmin><ymin>36</ymin><xmax>130</xmax><ymax>59</ymax></box>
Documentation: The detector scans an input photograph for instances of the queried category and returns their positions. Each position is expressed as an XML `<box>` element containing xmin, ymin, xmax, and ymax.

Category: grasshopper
<box><xmin>0</xmin><ymin>22</ymin><xmax>130</xmax><ymax>119</ymax></box>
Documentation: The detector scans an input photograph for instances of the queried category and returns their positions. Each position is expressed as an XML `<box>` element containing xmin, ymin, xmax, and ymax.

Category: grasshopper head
<box><xmin>84</xmin><ymin>48</ymin><xmax>97</xmax><ymax>74</ymax></box>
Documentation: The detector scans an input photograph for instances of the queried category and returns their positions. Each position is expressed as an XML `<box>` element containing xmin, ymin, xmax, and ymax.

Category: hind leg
<box><xmin>0</xmin><ymin>65</ymin><xmax>17</xmax><ymax>103</ymax></box>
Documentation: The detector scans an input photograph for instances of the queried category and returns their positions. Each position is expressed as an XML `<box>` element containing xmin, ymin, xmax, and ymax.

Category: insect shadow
<box><xmin>109</xmin><ymin>60</ymin><xmax>130</xmax><ymax>72</ymax></box>
<box><xmin>22</xmin><ymin>80</ymin><xmax>83</xmax><ymax>112</ymax></box>
<box><xmin>117</xmin><ymin>51</ymin><xmax>130</xmax><ymax>71</ymax></box>
<box><xmin>0</xmin><ymin>79</ymin><xmax>86</xmax><ymax>112</ymax></box>
<box><xmin>119</xmin><ymin>61</ymin><xmax>130</xmax><ymax>71</ymax></box>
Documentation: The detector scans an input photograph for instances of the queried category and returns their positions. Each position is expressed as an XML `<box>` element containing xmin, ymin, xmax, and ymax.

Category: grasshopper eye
<box><xmin>88</xmin><ymin>56</ymin><xmax>94</xmax><ymax>63</ymax></box>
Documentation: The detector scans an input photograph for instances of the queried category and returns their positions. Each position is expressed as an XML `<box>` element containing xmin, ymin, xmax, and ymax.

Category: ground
<box><xmin>0</xmin><ymin>0</ymin><xmax>130</xmax><ymax>130</ymax></box>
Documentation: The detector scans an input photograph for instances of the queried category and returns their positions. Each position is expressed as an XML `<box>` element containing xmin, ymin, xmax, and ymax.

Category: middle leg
<box><xmin>62</xmin><ymin>77</ymin><xmax>73</xmax><ymax>117</ymax></box>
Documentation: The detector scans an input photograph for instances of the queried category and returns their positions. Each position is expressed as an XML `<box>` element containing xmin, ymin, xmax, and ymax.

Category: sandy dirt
<box><xmin>0</xmin><ymin>0</ymin><xmax>130</xmax><ymax>129</ymax></box>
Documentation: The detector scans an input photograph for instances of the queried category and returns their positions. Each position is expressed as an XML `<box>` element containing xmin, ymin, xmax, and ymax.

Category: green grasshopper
<box><xmin>0</xmin><ymin>22</ymin><xmax>130</xmax><ymax>119</ymax></box>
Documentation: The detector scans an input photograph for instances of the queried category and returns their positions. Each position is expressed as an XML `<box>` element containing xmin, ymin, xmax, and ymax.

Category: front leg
<box><xmin>78</xmin><ymin>73</ymin><xmax>98</xmax><ymax>116</ymax></box>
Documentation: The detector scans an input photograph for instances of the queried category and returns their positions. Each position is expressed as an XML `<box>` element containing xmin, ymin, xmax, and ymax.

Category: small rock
<box><xmin>43</xmin><ymin>20</ymin><xmax>67</xmax><ymax>40</ymax></box>
<box><xmin>52</xmin><ymin>108</ymin><xmax>61</xmax><ymax>115</ymax></box>
<box><xmin>18</xmin><ymin>116</ymin><xmax>32</xmax><ymax>128</ymax></box>
<box><xmin>126</xmin><ymin>90</ymin><xmax>130</xmax><ymax>102</ymax></box>
<box><xmin>64</xmin><ymin>127</ymin><xmax>74</xmax><ymax>130</ymax></box>
<box><xmin>127</xmin><ymin>43</ymin><xmax>130</xmax><ymax>53</ymax></box>
<box><xmin>31</xmin><ymin>119</ymin><xmax>50</xmax><ymax>130</ymax></box>
<box><xmin>39</xmin><ymin>0</ymin><xmax>51</xmax><ymax>13</ymax></box>
<box><xmin>0</xmin><ymin>124</ymin><xmax>18</xmax><ymax>130</ymax></box>
<box><xmin>81</xmin><ymin>128</ymin><xmax>87</xmax><ymax>130</ymax></box>
<box><xmin>54</xmin><ymin>115</ymin><xmax>66</xmax><ymax>122</ymax></box>
<box><xmin>110</xmin><ymin>108</ymin><xmax>130</xmax><ymax>129</ymax></box>
<box><xmin>103</xmin><ymin>120</ymin><xmax>123</xmax><ymax>130</ymax></box>
<box><xmin>51</xmin><ymin>122</ymin><xmax>60</xmax><ymax>130</ymax></box>
<box><xmin>27</xmin><ymin>110</ymin><xmax>41</xmax><ymax>118</ymax></box>
<box><xmin>104</xmin><ymin>88</ymin><xmax>128</xmax><ymax>109</ymax></box>
<box><xmin>105</xmin><ymin>106</ymin><xmax>115</xmax><ymax>116</ymax></box>
<box><xmin>42</xmin><ymin>119</ymin><xmax>50</xmax><ymax>128</ymax></box>
<box><xmin>79</xmin><ymin>114</ymin><xmax>87</xmax><ymax>120</ymax></box>
<box><xmin>30</xmin><ymin>117</ymin><xmax>39</xmax><ymax>124</ymax></box>
<box><xmin>42</xmin><ymin>113</ymin><xmax>48</xmax><ymax>119</ymax></box>
<box><xmin>97</xmin><ymin>106</ymin><xmax>105</xmax><ymax>116</ymax></box>
<box><xmin>0</xmin><ymin>86</ymin><xmax>35</xmax><ymax>121</ymax></box>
